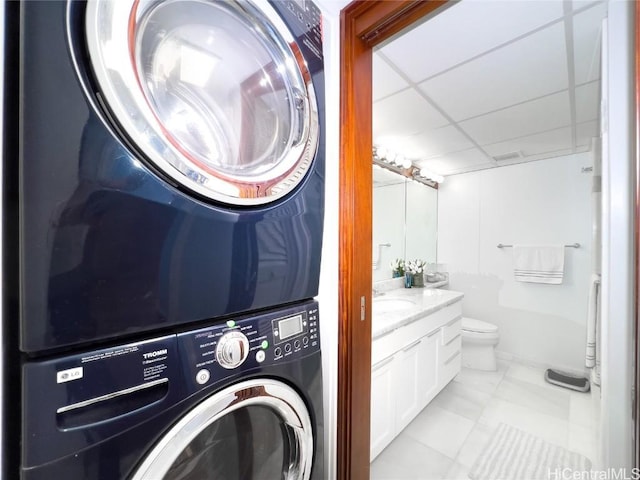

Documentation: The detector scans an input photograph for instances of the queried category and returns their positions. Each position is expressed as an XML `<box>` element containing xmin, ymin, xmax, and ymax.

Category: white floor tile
<box><xmin>505</xmin><ymin>362</ymin><xmax>554</xmax><ymax>389</ymax></box>
<box><xmin>404</xmin><ymin>404</ymin><xmax>475</xmax><ymax>459</ymax></box>
<box><xmin>493</xmin><ymin>376</ymin><xmax>571</xmax><ymax>420</ymax></box>
<box><xmin>370</xmin><ymin>458</ymin><xmax>427</xmax><ymax>480</ymax></box>
<box><xmin>372</xmin><ymin>432</ymin><xmax>453</xmax><ymax>480</ymax></box>
<box><xmin>568</xmin><ymin>422</ymin><xmax>598</xmax><ymax>467</ymax></box>
<box><xmin>431</xmin><ymin>381</ymin><xmax>492</xmax><ymax>422</ymax></box>
<box><xmin>454</xmin><ymin>423</ymin><xmax>496</xmax><ymax>469</ymax></box>
<box><xmin>444</xmin><ymin>462</ymin><xmax>471</xmax><ymax>480</ymax></box>
<box><xmin>452</xmin><ymin>361</ymin><xmax>509</xmax><ymax>395</ymax></box>
<box><xmin>478</xmin><ymin>397</ymin><xmax>569</xmax><ymax>447</ymax></box>
<box><xmin>569</xmin><ymin>390</ymin><xmax>599</xmax><ymax>429</ymax></box>
<box><xmin>371</xmin><ymin>361</ymin><xmax>600</xmax><ymax>479</ymax></box>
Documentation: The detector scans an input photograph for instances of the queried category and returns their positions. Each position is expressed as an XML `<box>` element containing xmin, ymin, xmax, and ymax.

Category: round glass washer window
<box><xmin>130</xmin><ymin>379</ymin><xmax>314</xmax><ymax>480</ymax></box>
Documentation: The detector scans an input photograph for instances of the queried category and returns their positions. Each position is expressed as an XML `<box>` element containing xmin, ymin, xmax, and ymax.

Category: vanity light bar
<box><xmin>373</xmin><ymin>146</ymin><xmax>442</xmax><ymax>187</ymax></box>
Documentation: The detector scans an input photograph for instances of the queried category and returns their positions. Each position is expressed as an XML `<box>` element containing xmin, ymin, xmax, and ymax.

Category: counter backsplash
<box><xmin>374</xmin><ymin>276</ymin><xmax>448</xmax><ymax>293</ymax></box>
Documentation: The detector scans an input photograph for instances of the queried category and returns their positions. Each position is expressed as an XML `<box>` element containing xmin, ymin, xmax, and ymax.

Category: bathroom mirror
<box><xmin>372</xmin><ymin>167</ymin><xmax>437</xmax><ymax>281</ymax></box>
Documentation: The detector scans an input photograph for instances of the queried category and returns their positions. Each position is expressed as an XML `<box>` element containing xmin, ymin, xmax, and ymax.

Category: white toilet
<box><xmin>461</xmin><ymin>317</ymin><xmax>499</xmax><ymax>371</ymax></box>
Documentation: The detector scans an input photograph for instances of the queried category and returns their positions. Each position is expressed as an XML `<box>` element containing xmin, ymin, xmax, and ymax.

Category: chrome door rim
<box><xmin>84</xmin><ymin>0</ymin><xmax>319</xmax><ymax>206</ymax></box>
<box><xmin>130</xmin><ymin>378</ymin><xmax>314</xmax><ymax>479</ymax></box>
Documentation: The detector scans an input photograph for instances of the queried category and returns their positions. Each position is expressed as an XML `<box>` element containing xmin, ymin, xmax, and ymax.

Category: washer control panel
<box><xmin>280</xmin><ymin>0</ymin><xmax>322</xmax><ymax>61</ymax></box>
<box><xmin>215</xmin><ymin>331</ymin><xmax>250</xmax><ymax>369</ymax></box>
<box><xmin>177</xmin><ymin>301</ymin><xmax>320</xmax><ymax>392</ymax></box>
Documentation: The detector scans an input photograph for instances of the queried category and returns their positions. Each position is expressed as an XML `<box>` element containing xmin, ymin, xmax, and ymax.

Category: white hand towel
<box><xmin>513</xmin><ymin>245</ymin><xmax>565</xmax><ymax>284</ymax></box>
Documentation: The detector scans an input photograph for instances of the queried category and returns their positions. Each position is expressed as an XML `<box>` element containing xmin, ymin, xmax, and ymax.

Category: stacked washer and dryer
<box><xmin>6</xmin><ymin>0</ymin><xmax>325</xmax><ymax>478</ymax></box>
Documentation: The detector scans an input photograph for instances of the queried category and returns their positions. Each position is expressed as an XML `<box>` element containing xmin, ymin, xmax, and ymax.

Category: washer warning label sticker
<box><xmin>56</xmin><ymin>366</ymin><xmax>83</xmax><ymax>384</ymax></box>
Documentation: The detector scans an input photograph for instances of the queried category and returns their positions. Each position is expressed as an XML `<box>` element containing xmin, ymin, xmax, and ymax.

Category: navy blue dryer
<box><xmin>22</xmin><ymin>301</ymin><xmax>324</xmax><ymax>479</ymax></box>
<box><xmin>18</xmin><ymin>0</ymin><xmax>325</xmax><ymax>354</ymax></box>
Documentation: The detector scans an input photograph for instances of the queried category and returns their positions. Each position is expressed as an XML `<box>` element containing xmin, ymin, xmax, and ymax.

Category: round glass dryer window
<box><xmin>85</xmin><ymin>0</ymin><xmax>319</xmax><ymax>205</ymax></box>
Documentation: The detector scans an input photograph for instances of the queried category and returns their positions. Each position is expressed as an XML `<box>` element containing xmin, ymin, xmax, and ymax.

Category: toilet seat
<box><xmin>461</xmin><ymin>317</ymin><xmax>498</xmax><ymax>334</ymax></box>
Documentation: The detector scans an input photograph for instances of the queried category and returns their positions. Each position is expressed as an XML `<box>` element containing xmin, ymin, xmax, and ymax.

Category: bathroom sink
<box><xmin>372</xmin><ymin>297</ymin><xmax>417</xmax><ymax>314</ymax></box>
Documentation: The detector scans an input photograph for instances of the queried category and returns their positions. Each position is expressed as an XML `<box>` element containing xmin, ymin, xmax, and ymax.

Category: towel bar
<box><xmin>496</xmin><ymin>243</ymin><xmax>580</xmax><ymax>249</ymax></box>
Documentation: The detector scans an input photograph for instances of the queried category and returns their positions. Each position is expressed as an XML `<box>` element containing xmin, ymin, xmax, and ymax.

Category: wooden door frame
<box><xmin>338</xmin><ymin>1</ymin><xmax>640</xmax><ymax>477</ymax></box>
<box><xmin>337</xmin><ymin>2</ymin><xmax>448</xmax><ymax>479</ymax></box>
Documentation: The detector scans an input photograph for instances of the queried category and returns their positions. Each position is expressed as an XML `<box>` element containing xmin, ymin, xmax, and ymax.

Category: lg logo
<box><xmin>56</xmin><ymin>367</ymin><xmax>84</xmax><ymax>384</ymax></box>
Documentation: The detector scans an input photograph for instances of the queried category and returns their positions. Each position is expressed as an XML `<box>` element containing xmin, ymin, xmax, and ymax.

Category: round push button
<box><xmin>196</xmin><ymin>369</ymin><xmax>210</xmax><ymax>385</ymax></box>
<box><xmin>256</xmin><ymin>350</ymin><xmax>266</xmax><ymax>363</ymax></box>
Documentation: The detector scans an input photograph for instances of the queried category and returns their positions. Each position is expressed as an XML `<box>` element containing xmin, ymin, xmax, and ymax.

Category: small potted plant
<box><xmin>406</xmin><ymin>259</ymin><xmax>426</xmax><ymax>287</ymax></box>
<box><xmin>390</xmin><ymin>258</ymin><xmax>405</xmax><ymax>278</ymax></box>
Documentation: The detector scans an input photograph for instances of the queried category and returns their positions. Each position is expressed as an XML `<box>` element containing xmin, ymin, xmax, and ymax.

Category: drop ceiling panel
<box><xmin>572</xmin><ymin>2</ymin><xmax>607</xmax><ymax>84</ymax></box>
<box><xmin>458</xmin><ymin>91</ymin><xmax>571</xmax><ymax>146</ymax></box>
<box><xmin>371</xmin><ymin>0</ymin><xmax>607</xmax><ymax>178</ymax></box>
<box><xmin>403</xmin><ymin>125</ymin><xmax>476</xmax><ymax>159</ymax></box>
<box><xmin>482</xmin><ymin>126</ymin><xmax>573</xmax><ymax>159</ymax></box>
<box><xmin>373</xmin><ymin>89</ymin><xmax>449</xmax><ymax>138</ymax></box>
<box><xmin>377</xmin><ymin>0</ymin><xmax>564</xmax><ymax>83</ymax></box>
<box><xmin>419</xmin><ymin>23</ymin><xmax>569</xmax><ymax>121</ymax></box>
<box><xmin>575</xmin><ymin>81</ymin><xmax>600</xmax><ymax>122</ymax></box>
<box><xmin>417</xmin><ymin>148</ymin><xmax>491</xmax><ymax>175</ymax></box>
<box><xmin>373</xmin><ymin>54</ymin><xmax>410</xmax><ymax>101</ymax></box>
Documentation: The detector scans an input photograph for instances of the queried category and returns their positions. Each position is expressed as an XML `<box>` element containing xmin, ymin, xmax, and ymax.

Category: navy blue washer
<box><xmin>17</xmin><ymin>0</ymin><xmax>325</xmax><ymax>354</ymax></box>
<box><xmin>21</xmin><ymin>301</ymin><xmax>324</xmax><ymax>479</ymax></box>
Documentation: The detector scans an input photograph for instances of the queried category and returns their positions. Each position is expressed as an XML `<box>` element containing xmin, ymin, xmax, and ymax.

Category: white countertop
<box><xmin>372</xmin><ymin>287</ymin><xmax>464</xmax><ymax>339</ymax></box>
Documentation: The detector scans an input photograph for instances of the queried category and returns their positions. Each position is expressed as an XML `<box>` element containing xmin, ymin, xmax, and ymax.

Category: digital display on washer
<box><xmin>278</xmin><ymin>314</ymin><xmax>303</xmax><ymax>340</ymax></box>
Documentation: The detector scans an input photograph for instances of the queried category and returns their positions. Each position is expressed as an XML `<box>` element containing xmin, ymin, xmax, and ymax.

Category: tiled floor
<box><xmin>370</xmin><ymin>360</ymin><xmax>600</xmax><ymax>480</ymax></box>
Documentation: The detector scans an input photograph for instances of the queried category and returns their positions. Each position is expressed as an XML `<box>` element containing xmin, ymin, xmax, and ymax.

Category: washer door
<box><xmin>130</xmin><ymin>379</ymin><xmax>314</xmax><ymax>479</ymax></box>
<box><xmin>85</xmin><ymin>0</ymin><xmax>319</xmax><ymax>205</ymax></box>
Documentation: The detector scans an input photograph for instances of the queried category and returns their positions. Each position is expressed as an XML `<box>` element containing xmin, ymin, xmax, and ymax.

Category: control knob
<box><xmin>216</xmin><ymin>331</ymin><xmax>250</xmax><ymax>369</ymax></box>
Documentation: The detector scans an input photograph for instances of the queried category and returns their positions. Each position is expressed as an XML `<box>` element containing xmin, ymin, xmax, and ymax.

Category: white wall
<box><xmin>438</xmin><ymin>153</ymin><xmax>593</xmax><ymax>373</ymax></box>
<box><xmin>316</xmin><ymin>2</ymin><xmax>346</xmax><ymax>479</ymax></box>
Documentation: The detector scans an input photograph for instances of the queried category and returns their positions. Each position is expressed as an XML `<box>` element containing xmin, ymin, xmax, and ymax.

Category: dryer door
<box><xmin>85</xmin><ymin>0</ymin><xmax>319</xmax><ymax>206</ymax></box>
<box><xmin>130</xmin><ymin>379</ymin><xmax>314</xmax><ymax>479</ymax></box>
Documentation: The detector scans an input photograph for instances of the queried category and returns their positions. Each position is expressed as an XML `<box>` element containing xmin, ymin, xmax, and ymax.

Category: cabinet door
<box><xmin>418</xmin><ymin>331</ymin><xmax>439</xmax><ymax>408</ymax></box>
<box><xmin>394</xmin><ymin>340</ymin><xmax>422</xmax><ymax>433</ymax></box>
<box><xmin>370</xmin><ymin>356</ymin><xmax>396</xmax><ymax>461</ymax></box>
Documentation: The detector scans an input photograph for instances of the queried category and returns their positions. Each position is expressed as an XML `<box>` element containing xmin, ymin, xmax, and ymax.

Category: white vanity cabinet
<box><xmin>370</xmin><ymin>298</ymin><xmax>462</xmax><ymax>461</ymax></box>
<box><xmin>418</xmin><ymin>330</ymin><xmax>440</xmax><ymax>405</ymax></box>
<box><xmin>394</xmin><ymin>338</ymin><xmax>423</xmax><ymax>432</ymax></box>
<box><xmin>370</xmin><ymin>356</ymin><xmax>395</xmax><ymax>458</ymax></box>
<box><xmin>438</xmin><ymin>316</ymin><xmax>462</xmax><ymax>388</ymax></box>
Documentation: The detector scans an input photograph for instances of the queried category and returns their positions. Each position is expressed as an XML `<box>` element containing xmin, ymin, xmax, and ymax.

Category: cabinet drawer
<box><xmin>441</xmin><ymin>316</ymin><xmax>462</xmax><ymax>345</ymax></box>
<box><xmin>439</xmin><ymin>333</ymin><xmax>461</xmax><ymax>364</ymax></box>
<box><xmin>440</xmin><ymin>350</ymin><xmax>461</xmax><ymax>387</ymax></box>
